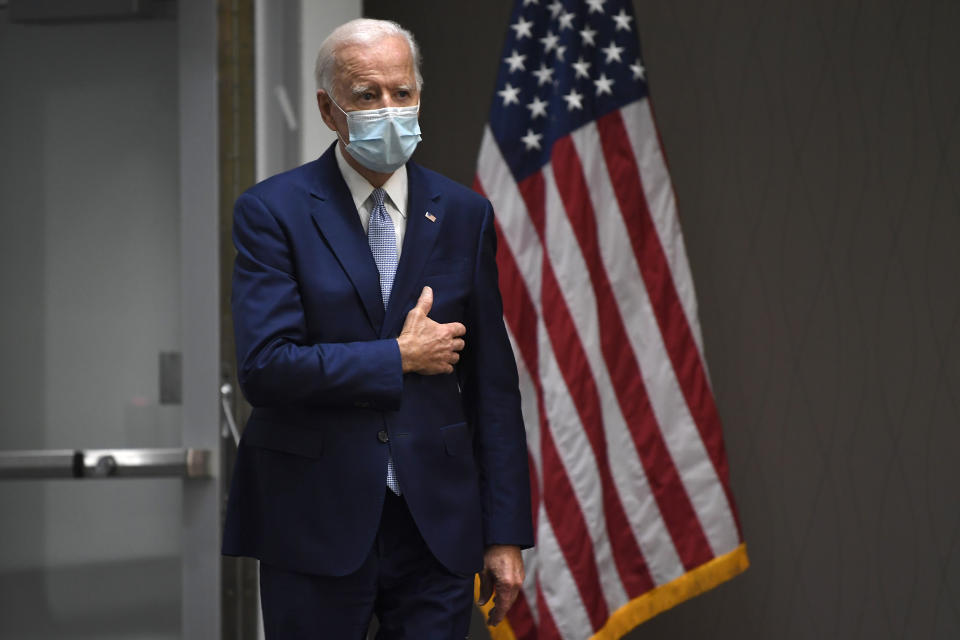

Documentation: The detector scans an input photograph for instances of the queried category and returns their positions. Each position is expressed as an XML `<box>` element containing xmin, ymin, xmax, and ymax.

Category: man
<box><xmin>222</xmin><ymin>18</ymin><xmax>533</xmax><ymax>638</ymax></box>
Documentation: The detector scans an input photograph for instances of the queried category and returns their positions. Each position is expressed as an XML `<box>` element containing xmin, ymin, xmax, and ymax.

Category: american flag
<box><xmin>472</xmin><ymin>1</ymin><xmax>749</xmax><ymax>638</ymax></box>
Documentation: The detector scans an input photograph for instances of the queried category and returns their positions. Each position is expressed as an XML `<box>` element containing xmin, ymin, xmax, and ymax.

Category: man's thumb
<box><xmin>415</xmin><ymin>286</ymin><xmax>433</xmax><ymax>314</ymax></box>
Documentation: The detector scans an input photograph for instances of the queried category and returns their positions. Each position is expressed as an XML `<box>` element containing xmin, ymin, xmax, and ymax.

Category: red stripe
<box><xmin>475</xmin><ymin>177</ymin><xmax>609</xmax><ymax>631</ymax></box>
<box><xmin>596</xmin><ymin>110</ymin><xmax>743</xmax><ymax>537</ymax></box>
<box><xmin>551</xmin><ymin>136</ymin><xmax>714</xmax><ymax>571</ymax></box>
<box><xmin>536</xmin><ymin>579</ymin><xmax>563</xmax><ymax>640</ymax></box>
<box><xmin>505</xmin><ymin>588</ymin><xmax>537</xmax><ymax>639</ymax></box>
<box><xmin>520</xmin><ymin>167</ymin><xmax>663</xmax><ymax>590</ymax></box>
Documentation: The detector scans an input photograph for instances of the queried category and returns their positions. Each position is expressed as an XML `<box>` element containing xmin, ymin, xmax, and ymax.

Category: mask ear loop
<box><xmin>326</xmin><ymin>93</ymin><xmax>352</xmax><ymax>147</ymax></box>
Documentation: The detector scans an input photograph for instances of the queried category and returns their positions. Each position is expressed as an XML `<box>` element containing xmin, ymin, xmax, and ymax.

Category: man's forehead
<box><xmin>336</xmin><ymin>36</ymin><xmax>413</xmax><ymax>74</ymax></box>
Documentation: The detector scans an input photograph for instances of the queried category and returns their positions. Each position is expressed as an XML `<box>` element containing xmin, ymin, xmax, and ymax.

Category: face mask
<box><xmin>330</xmin><ymin>98</ymin><xmax>422</xmax><ymax>174</ymax></box>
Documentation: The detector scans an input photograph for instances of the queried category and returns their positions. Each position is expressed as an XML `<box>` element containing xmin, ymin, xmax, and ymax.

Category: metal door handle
<box><xmin>0</xmin><ymin>448</ymin><xmax>211</xmax><ymax>480</ymax></box>
<box><xmin>220</xmin><ymin>382</ymin><xmax>241</xmax><ymax>447</ymax></box>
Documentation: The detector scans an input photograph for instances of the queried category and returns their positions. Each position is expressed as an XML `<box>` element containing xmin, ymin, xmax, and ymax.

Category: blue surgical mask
<box><xmin>331</xmin><ymin>98</ymin><xmax>422</xmax><ymax>174</ymax></box>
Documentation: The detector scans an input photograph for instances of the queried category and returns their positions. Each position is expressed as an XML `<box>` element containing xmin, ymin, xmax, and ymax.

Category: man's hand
<box><xmin>396</xmin><ymin>286</ymin><xmax>466</xmax><ymax>375</ymax></box>
<box><xmin>477</xmin><ymin>545</ymin><xmax>525</xmax><ymax>627</ymax></box>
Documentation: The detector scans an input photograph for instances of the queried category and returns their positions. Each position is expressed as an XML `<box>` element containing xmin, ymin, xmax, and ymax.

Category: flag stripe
<box><xmin>619</xmin><ymin>100</ymin><xmax>706</xmax><ymax>355</ymax></box>
<box><xmin>549</xmin><ymin>136</ymin><xmax>715</xmax><ymax>571</ymax></box>
<box><xmin>541</xmin><ymin>162</ymin><xmax>661</xmax><ymax>600</ymax></box>
<box><xmin>479</xmin><ymin>153</ymin><xmax>627</xmax><ymax>618</ymax></box>
<box><xmin>478</xmin><ymin>177</ymin><xmax>611</xmax><ymax>629</ymax></box>
<box><xmin>536</xmin><ymin>510</ymin><xmax>593</xmax><ymax>640</ymax></box>
<box><xmin>535</xmin><ymin>580</ymin><xmax>563</xmax><ymax>640</ymax></box>
<box><xmin>536</xmin><ymin>294</ymin><xmax>629</xmax><ymax>613</ymax></box>
<box><xmin>596</xmin><ymin>110</ymin><xmax>743</xmax><ymax>538</ymax></box>
<box><xmin>506</xmin><ymin>586</ymin><xmax>538</xmax><ymax>640</ymax></box>
<box><xmin>568</xmin><ymin>122</ymin><xmax>740</xmax><ymax>559</ymax></box>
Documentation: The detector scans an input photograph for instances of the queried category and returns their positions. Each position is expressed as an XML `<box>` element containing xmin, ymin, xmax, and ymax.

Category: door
<box><xmin>0</xmin><ymin>2</ymin><xmax>221</xmax><ymax>638</ymax></box>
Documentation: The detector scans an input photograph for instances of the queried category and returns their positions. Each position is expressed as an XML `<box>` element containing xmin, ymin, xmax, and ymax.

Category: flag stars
<box><xmin>540</xmin><ymin>30</ymin><xmax>559</xmax><ymax>53</ymax></box>
<box><xmin>511</xmin><ymin>16</ymin><xmax>534</xmax><ymax>40</ymax></box>
<box><xmin>547</xmin><ymin>0</ymin><xmax>563</xmax><ymax>18</ymax></box>
<box><xmin>612</xmin><ymin>8</ymin><xmax>634</xmax><ymax>31</ymax></box>
<box><xmin>498</xmin><ymin>83</ymin><xmax>521</xmax><ymax>106</ymax></box>
<box><xmin>594</xmin><ymin>73</ymin><xmax>615</xmax><ymax>95</ymax></box>
<box><xmin>563</xmin><ymin>88</ymin><xmax>584</xmax><ymax>111</ymax></box>
<box><xmin>602</xmin><ymin>40</ymin><xmax>625</xmax><ymax>63</ymax></box>
<box><xmin>526</xmin><ymin>96</ymin><xmax>549</xmax><ymax>119</ymax></box>
<box><xmin>522</xmin><ymin>0</ymin><xmax>539</xmax><ymax>5</ymax></box>
<box><xmin>521</xmin><ymin>128</ymin><xmax>543</xmax><ymax>150</ymax></box>
<box><xmin>630</xmin><ymin>58</ymin><xmax>646</xmax><ymax>80</ymax></box>
<box><xmin>555</xmin><ymin>44</ymin><xmax>567</xmax><ymax>61</ymax></box>
<box><xmin>572</xmin><ymin>56</ymin><xmax>592</xmax><ymax>79</ymax></box>
<box><xmin>580</xmin><ymin>25</ymin><xmax>597</xmax><ymax>46</ymax></box>
<box><xmin>532</xmin><ymin>63</ymin><xmax>555</xmax><ymax>86</ymax></box>
<box><xmin>558</xmin><ymin>10</ymin><xmax>576</xmax><ymax>30</ymax></box>
<box><xmin>586</xmin><ymin>0</ymin><xmax>605</xmax><ymax>13</ymax></box>
<box><xmin>504</xmin><ymin>49</ymin><xmax>527</xmax><ymax>73</ymax></box>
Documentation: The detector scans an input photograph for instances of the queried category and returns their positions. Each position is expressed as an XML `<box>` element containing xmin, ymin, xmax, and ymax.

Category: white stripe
<box><xmin>478</xmin><ymin>127</ymin><xmax>542</xmax><ymax>303</ymax></box>
<box><xmin>620</xmin><ymin>99</ymin><xmax>707</xmax><ymax>360</ymax></box>
<box><xmin>541</xmin><ymin>160</ymin><xmax>685</xmax><ymax>584</ymax></box>
<box><xmin>571</xmin><ymin>123</ymin><xmax>740</xmax><ymax>558</ymax></box>
<box><xmin>538</xmin><ymin>317</ymin><xmax>628</xmax><ymax>612</ymax></box>
<box><xmin>536</xmin><ymin>505</ymin><xmax>594</xmax><ymax>640</ymax></box>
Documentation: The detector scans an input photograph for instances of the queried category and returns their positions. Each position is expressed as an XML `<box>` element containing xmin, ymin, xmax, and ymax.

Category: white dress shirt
<box><xmin>335</xmin><ymin>144</ymin><xmax>408</xmax><ymax>257</ymax></box>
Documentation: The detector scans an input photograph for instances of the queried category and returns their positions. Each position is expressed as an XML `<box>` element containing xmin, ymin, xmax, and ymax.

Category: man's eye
<box><xmin>397</xmin><ymin>91</ymin><xmax>409</xmax><ymax>98</ymax></box>
<box><xmin>362</xmin><ymin>92</ymin><xmax>375</xmax><ymax>100</ymax></box>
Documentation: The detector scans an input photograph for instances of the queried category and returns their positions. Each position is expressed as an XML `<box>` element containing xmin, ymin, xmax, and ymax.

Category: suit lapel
<box><xmin>307</xmin><ymin>148</ymin><xmax>385</xmax><ymax>334</ymax></box>
<box><xmin>382</xmin><ymin>163</ymin><xmax>443</xmax><ymax>337</ymax></box>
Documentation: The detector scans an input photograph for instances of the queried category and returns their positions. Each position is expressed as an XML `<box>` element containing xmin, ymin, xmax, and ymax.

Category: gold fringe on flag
<box><xmin>477</xmin><ymin>544</ymin><xmax>750</xmax><ymax>640</ymax></box>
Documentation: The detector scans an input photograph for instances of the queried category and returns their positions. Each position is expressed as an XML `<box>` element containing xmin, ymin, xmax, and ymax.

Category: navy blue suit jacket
<box><xmin>222</xmin><ymin>144</ymin><xmax>533</xmax><ymax>577</ymax></box>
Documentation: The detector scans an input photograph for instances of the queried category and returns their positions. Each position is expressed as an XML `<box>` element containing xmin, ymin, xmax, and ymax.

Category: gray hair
<box><xmin>314</xmin><ymin>18</ymin><xmax>423</xmax><ymax>97</ymax></box>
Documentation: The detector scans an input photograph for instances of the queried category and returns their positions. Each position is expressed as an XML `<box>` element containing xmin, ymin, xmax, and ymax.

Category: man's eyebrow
<box><xmin>395</xmin><ymin>83</ymin><xmax>414</xmax><ymax>92</ymax></box>
<box><xmin>350</xmin><ymin>84</ymin><xmax>373</xmax><ymax>96</ymax></box>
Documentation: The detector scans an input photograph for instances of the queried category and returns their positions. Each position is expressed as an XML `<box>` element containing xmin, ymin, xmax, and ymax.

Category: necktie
<box><xmin>368</xmin><ymin>187</ymin><xmax>401</xmax><ymax>494</ymax></box>
<box><xmin>368</xmin><ymin>188</ymin><xmax>397</xmax><ymax>310</ymax></box>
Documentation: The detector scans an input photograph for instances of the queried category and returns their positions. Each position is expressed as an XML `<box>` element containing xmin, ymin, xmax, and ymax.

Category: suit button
<box><xmin>377</xmin><ymin>430</ymin><xmax>389</xmax><ymax>443</ymax></box>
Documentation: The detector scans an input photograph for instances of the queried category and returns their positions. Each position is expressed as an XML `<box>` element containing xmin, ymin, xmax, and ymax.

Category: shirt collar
<box><xmin>335</xmin><ymin>144</ymin><xmax>408</xmax><ymax>217</ymax></box>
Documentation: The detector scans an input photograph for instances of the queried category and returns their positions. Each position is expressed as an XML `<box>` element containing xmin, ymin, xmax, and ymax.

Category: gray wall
<box><xmin>364</xmin><ymin>1</ymin><xmax>960</xmax><ymax>638</ymax></box>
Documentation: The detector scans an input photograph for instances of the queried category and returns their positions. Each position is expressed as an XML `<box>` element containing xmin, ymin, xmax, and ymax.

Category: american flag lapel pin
<box><xmin>424</xmin><ymin>211</ymin><xmax>437</xmax><ymax>223</ymax></box>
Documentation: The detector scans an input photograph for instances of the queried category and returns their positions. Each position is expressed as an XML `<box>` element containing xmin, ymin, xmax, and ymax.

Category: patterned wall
<box><xmin>365</xmin><ymin>1</ymin><xmax>960</xmax><ymax>637</ymax></box>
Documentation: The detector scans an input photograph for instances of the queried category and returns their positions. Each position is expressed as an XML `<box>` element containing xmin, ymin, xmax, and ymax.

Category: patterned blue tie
<box><xmin>368</xmin><ymin>188</ymin><xmax>397</xmax><ymax>310</ymax></box>
<box><xmin>368</xmin><ymin>187</ymin><xmax>401</xmax><ymax>494</ymax></box>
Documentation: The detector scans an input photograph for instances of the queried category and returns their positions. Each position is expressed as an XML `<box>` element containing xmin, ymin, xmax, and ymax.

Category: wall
<box><xmin>363</xmin><ymin>1</ymin><xmax>960</xmax><ymax>638</ymax></box>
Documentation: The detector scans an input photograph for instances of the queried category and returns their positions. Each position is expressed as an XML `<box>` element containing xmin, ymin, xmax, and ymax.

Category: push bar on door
<box><xmin>0</xmin><ymin>448</ymin><xmax>212</xmax><ymax>480</ymax></box>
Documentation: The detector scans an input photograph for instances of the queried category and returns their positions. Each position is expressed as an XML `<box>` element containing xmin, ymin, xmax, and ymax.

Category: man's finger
<box><xmin>415</xmin><ymin>286</ymin><xmax>433</xmax><ymax>314</ymax></box>
<box><xmin>487</xmin><ymin>585</ymin><xmax>519</xmax><ymax>626</ymax></box>
<box><xmin>447</xmin><ymin>321</ymin><xmax>466</xmax><ymax>337</ymax></box>
<box><xmin>477</xmin><ymin>570</ymin><xmax>494</xmax><ymax>606</ymax></box>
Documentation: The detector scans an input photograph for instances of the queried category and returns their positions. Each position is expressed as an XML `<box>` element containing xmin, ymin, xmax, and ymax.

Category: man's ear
<box><xmin>317</xmin><ymin>90</ymin><xmax>338</xmax><ymax>132</ymax></box>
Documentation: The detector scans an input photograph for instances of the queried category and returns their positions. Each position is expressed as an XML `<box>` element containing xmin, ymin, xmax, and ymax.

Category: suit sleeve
<box><xmin>231</xmin><ymin>191</ymin><xmax>403</xmax><ymax>409</ymax></box>
<box><xmin>459</xmin><ymin>202</ymin><xmax>535</xmax><ymax>549</ymax></box>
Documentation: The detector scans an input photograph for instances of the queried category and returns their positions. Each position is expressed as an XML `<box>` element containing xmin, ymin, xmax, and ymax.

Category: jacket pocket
<box><xmin>242</xmin><ymin>417</ymin><xmax>324</xmax><ymax>459</ymax></box>
<box><xmin>440</xmin><ymin>422</ymin><xmax>470</xmax><ymax>456</ymax></box>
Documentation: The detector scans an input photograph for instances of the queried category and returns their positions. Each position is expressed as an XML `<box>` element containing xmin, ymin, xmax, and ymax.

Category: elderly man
<box><xmin>222</xmin><ymin>18</ymin><xmax>533</xmax><ymax>638</ymax></box>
